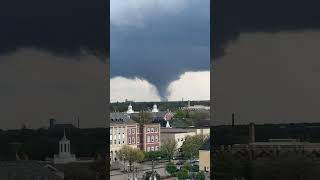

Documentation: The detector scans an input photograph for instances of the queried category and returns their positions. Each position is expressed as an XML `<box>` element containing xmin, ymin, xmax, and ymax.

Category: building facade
<box><xmin>110</xmin><ymin>113</ymin><xmax>161</xmax><ymax>164</ymax></box>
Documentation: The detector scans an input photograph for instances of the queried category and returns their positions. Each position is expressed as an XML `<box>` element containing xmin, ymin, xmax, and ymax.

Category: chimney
<box><xmin>249</xmin><ymin>122</ymin><xmax>255</xmax><ymax>143</ymax></box>
<box><xmin>231</xmin><ymin>113</ymin><xmax>235</xmax><ymax>127</ymax></box>
<box><xmin>77</xmin><ymin>116</ymin><xmax>80</xmax><ymax>128</ymax></box>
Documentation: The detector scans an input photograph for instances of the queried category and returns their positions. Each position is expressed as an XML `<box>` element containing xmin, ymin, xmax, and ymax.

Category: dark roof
<box><xmin>0</xmin><ymin>161</ymin><xmax>64</xmax><ymax>180</ymax></box>
<box><xmin>110</xmin><ymin>112</ymin><xmax>137</xmax><ymax>124</ymax></box>
<box><xmin>199</xmin><ymin>138</ymin><xmax>210</xmax><ymax>151</ymax></box>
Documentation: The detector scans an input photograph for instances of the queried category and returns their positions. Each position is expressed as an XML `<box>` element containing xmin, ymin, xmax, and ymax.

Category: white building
<box><xmin>182</xmin><ymin>101</ymin><xmax>210</xmax><ymax>111</ymax></box>
<box><xmin>53</xmin><ymin>130</ymin><xmax>76</xmax><ymax>164</ymax></box>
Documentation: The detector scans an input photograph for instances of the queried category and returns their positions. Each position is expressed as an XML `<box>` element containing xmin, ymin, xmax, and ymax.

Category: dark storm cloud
<box><xmin>111</xmin><ymin>0</ymin><xmax>210</xmax><ymax>98</ymax></box>
<box><xmin>212</xmin><ymin>0</ymin><xmax>320</xmax><ymax>125</ymax></box>
<box><xmin>0</xmin><ymin>0</ymin><xmax>107</xmax><ymax>129</ymax></box>
<box><xmin>0</xmin><ymin>0</ymin><xmax>108</xmax><ymax>57</ymax></box>
<box><xmin>0</xmin><ymin>49</ymin><xmax>106</xmax><ymax>129</ymax></box>
<box><xmin>212</xmin><ymin>0</ymin><xmax>320</xmax><ymax>59</ymax></box>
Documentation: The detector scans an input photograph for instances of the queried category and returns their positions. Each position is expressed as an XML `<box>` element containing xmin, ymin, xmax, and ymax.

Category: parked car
<box><xmin>176</xmin><ymin>160</ymin><xmax>184</xmax><ymax>165</ymax></box>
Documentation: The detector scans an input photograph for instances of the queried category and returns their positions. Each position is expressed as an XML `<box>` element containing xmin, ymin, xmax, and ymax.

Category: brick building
<box><xmin>110</xmin><ymin>113</ymin><xmax>161</xmax><ymax>164</ymax></box>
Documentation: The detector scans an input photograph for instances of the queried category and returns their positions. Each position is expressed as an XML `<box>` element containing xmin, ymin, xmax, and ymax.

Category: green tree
<box><xmin>165</xmin><ymin>162</ymin><xmax>177</xmax><ymax>176</ymax></box>
<box><xmin>181</xmin><ymin>135</ymin><xmax>207</xmax><ymax>159</ymax></box>
<box><xmin>132</xmin><ymin>111</ymin><xmax>153</xmax><ymax>125</ymax></box>
<box><xmin>176</xmin><ymin>169</ymin><xmax>189</xmax><ymax>180</ymax></box>
<box><xmin>212</xmin><ymin>151</ymin><xmax>246</xmax><ymax>179</ymax></box>
<box><xmin>144</xmin><ymin>151</ymin><xmax>161</xmax><ymax>161</ymax></box>
<box><xmin>189</xmin><ymin>110</ymin><xmax>210</xmax><ymax>120</ymax></box>
<box><xmin>175</xmin><ymin>109</ymin><xmax>187</xmax><ymax>118</ymax></box>
<box><xmin>195</xmin><ymin>171</ymin><xmax>205</xmax><ymax>180</ymax></box>
<box><xmin>160</xmin><ymin>138</ymin><xmax>177</xmax><ymax>161</ymax></box>
<box><xmin>117</xmin><ymin>145</ymin><xmax>145</xmax><ymax>171</ymax></box>
<box><xmin>144</xmin><ymin>171</ymin><xmax>160</xmax><ymax>180</ymax></box>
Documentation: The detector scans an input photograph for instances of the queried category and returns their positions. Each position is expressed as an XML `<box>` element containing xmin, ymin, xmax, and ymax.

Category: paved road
<box><xmin>111</xmin><ymin>166</ymin><xmax>167</xmax><ymax>180</ymax></box>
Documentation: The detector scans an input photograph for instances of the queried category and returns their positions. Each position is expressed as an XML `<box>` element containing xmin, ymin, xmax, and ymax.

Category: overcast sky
<box><xmin>212</xmin><ymin>0</ymin><xmax>320</xmax><ymax>125</ymax></box>
<box><xmin>110</xmin><ymin>0</ymin><xmax>210</xmax><ymax>102</ymax></box>
<box><xmin>0</xmin><ymin>0</ymin><xmax>107</xmax><ymax>129</ymax></box>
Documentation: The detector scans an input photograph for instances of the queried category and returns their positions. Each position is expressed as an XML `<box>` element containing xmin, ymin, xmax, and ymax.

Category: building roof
<box><xmin>0</xmin><ymin>161</ymin><xmax>64</xmax><ymax>180</ymax></box>
<box><xmin>110</xmin><ymin>112</ymin><xmax>137</xmax><ymax>125</ymax></box>
<box><xmin>199</xmin><ymin>138</ymin><xmax>210</xmax><ymax>151</ymax></box>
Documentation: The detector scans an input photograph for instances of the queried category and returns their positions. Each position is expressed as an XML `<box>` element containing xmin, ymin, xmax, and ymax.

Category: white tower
<box><xmin>127</xmin><ymin>104</ymin><xmax>134</xmax><ymax>114</ymax></box>
<box><xmin>53</xmin><ymin>129</ymin><xmax>76</xmax><ymax>164</ymax></box>
<box><xmin>152</xmin><ymin>104</ymin><xmax>159</xmax><ymax>113</ymax></box>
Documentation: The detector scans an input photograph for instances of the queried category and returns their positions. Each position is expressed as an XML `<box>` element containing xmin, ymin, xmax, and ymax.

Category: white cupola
<box><xmin>127</xmin><ymin>104</ymin><xmax>134</xmax><ymax>114</ymax></box>
<box><xmin>152</xmin><ymin>104</ymin><xmax>159</xmax><ymax>113</ymax></box>
<box><xmin>53</xmin><ymin>129</ymin><xmax>76</xmax><ymax>164</ymax></box>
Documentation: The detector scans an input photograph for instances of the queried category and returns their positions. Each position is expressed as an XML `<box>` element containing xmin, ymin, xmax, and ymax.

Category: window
<box><xmin>110</xmin><ymin>140</ymin><xmax>112</xmax><ymax>144</ymax></box>
<box><xmin>155</xmin><ymin>128</ymin><xmax>158</xmax><ymax>132</ymax></box>
<box><xmin>132</xmin><ymin>129</ymin><xmax>135</xmax><ymax>134</ymax></box>
<box><xmin>155</xmin><ymin>146</ymin><xmax>158</xmax><ymax>151</ymax></box>
<box><xmin>118</xmin><ymin>128</ymin><xmax>121</xmax><ymax>134</ymax></box>
<box><xmin>110</xmin><ymin>134</ymin><xmax>112</xmax><ymax>140</ymax></box>
<box><xmin>177</xmin><ymin>138</ymin><xmax>180</xmax><ymax>142</ymax></box>
<box><xmin>147</xmin><ymin>136</ymin><xmax>150</xmax><ymax>143</ymax></box>
<box><xmin>137</xmin><ymin>128</ymin><xmax>139</xmax><ymax>133</ymax></box>
<box><xmin>118</xmin><ymin>140</ymin><xmax>120</xmax><ymax>144</ymax></box>
<box><xmin>137</xmin><ymin>137</ymin><xmax>140</xmax><ymax>144</ymax></box>
<box><xmin>128</xmin><ymin>129</ymin><xmax>131</xmax><ymax>135</ymax></box>
<box><xmin>151</xmin><ymin>136</ymin><xmax>154</xmax><ymax>142</ymax></box>
<box><xmin>181</xmin><ymin>138</ymin><xmax>183</xmax><ymax>141</ymax></box>
<box><xmin>123</xmin><ymin>140</ymin><xmax>125</xmax><ymax>144</ymax></box>
<box><xmin>129</xmin><ymin>137</ymin><xmax>131</xmax><ymax>144</ymax></box>
<box><xmin>147</xmin><ymin>147</ymin><xmax>150</xmax><ymax>152</ymax></box>
<box><xmin>151</xmin><ymin>128</ymin><xmax>154</xmax><ymax>133</ymax></box>
<box><xmin>114</xmin><ymin>140</ymin><xmax>116</xmax><ymax>144</ymax></box>
<box><xmin>64</xmin><ymin>144</ymin><xmax>66</xmax><ymax>152</ymax></box>
<box><xmin>122</xmin><ymin>134</ymin><xmax>125</xmax><ymax>139</ymax></box>
<box><xmin>147</xmin><ymin>128</ymin><xmax>150</xmax><ymax>133</ymax></box>
<box><xmin>151</xmin><ymin>146</ymin><xmax>154</xmax><ymax>151</ymax></box>
<box><xmin>155</xmin><ymin>135</ymin><xmax>158</xmax><ymax>142</ymax></box>
<box><xmin>118</xmin><ymin>134</ymin><xmax>121</xmax><ymax>139</ymax></box>
<box><xmin>132</xmin><ymin>137</ymin><xmax>135</xmax><ymax>144</ymax></box>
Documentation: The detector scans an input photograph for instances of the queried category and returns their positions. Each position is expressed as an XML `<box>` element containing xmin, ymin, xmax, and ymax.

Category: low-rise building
<box><xmin>160</xmin><ymin>128</ymin><xmax>210</xmax><ymax>152</ymax></box>
<box><xmin>199</xmin><ymin>138</ymin><xmax>210</xmax><ymax>173</ymax></box>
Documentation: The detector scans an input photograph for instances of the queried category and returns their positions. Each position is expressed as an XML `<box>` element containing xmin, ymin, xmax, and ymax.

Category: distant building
<box><xmin>49</xmin><ymin>118</ymin><xmax>76</xmax><ymax>130</ymax></box>
<box><xmin>181</xmin><ymin>101</ymin><xmax>210</xmax><ymax>111</ymax></box>
<box><xmin>199</xmin><ymin>138</ymin><xmax>210</xmax><ymax>173</ymax></box>
<box><xmin>231</xmin><ymin>123</ymin><xmax>320</xmax><ymax>159</ymax></box>
<box><xmin>53</xmin><ymin>130</ymin><xmax>76</xmax><ymax>164</ymax></box>
<box><xmin>0</xmin><ymin>161</ymin><xmax>64</xmax><ymax>180</ymax></box>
